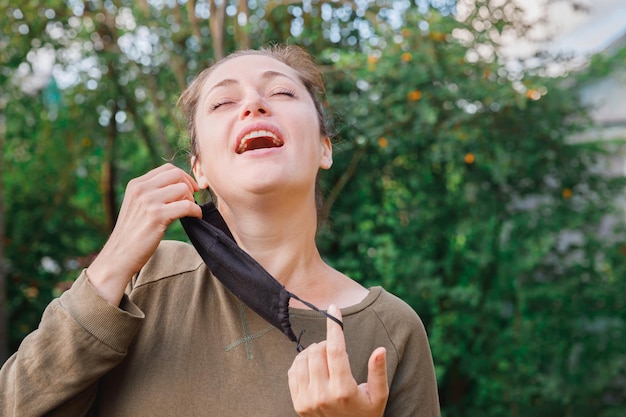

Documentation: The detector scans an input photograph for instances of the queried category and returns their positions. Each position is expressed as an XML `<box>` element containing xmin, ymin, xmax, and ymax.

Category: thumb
<box><xmin>366</xmin><ymin>347</ymin><xmax>389</xmax><ymax>403</ymax></box>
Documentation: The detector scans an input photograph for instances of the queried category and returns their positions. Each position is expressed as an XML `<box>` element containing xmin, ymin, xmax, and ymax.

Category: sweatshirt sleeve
<box><xmin>377</xmin><ymin>292</ymin><xmax>441</xmax><ymax>417</ymax></box>
<box><xmin>386</xmin><ymin>315</ymin><xmax>440</xmax><ymax>417</ymax></box>
<box><xmin>0</xmin><ymin>270</ymin><xmax>144</xmax><ymax>417</ymax></box>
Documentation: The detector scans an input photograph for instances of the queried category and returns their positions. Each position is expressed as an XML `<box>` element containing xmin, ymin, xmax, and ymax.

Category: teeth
<box><xmin>238</xmin><ymin>130</ymin><xmax>283</xmax><ymax>153</ymax></box>
<box><xmin>241</xmin><ymin>130</ymin><xmax>278</xmax><ymax>143</ymax></box>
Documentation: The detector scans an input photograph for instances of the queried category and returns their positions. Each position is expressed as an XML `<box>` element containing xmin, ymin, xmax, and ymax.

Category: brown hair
<box><xmin>177</xmin><ymin>44</ymin><xmax>332</xmax><ymax>158</ymax></box>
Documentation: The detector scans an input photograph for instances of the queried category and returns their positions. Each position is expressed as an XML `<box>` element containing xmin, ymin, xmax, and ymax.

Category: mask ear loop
<box><xmin>296</xmin><ymin>330</ymin><xmax>306</xmax><ymax>353</ymax></box>
<box><xmin>288</xmin><ymin>292</ymin><xmax>344</xmax><ymax>352</ymax></box>
<box><xmin>189</xmin><ymin>156</ymin><xmax>198</xmax><ymax>178</ymax></box>
<box><xmin>190</xmin><ymin>157</ymin><xmax>217</xmax><ymax>206</ymax></box>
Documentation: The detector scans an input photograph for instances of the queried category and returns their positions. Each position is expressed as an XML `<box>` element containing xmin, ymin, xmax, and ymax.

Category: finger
<box><xmin>143</xmin><ymin>163</ymin><xmax>177</xmax><ymax>178</ymax></box>
<box><xmin>366</xmin><ymin>347</ymin><xmax>389</xmax><ymax>404</ymax></box>
<box><xmin>126</xmin><ymin>165</ymin><xmax>197</xmax><ymax>205</ymax></box>
<box><xmin>306</xmin><ymin>341</ymin><xmax>329</xmax><ymax>391</ymax></box>
<box><xmin>179</xmin><ymin>170</ymin><xmax>200</xmax><ymax>193</ymax></box>
<box><xmin>287</xmin><ymin>357</ymin><xmax>301</xmax><ymax>400</ymax></box>
<box><xmin>137</xmin><ymin>163</ymin><xmax>184</xmax><ymax>184</ymax></box>
<box><xmin>153</xmin><ymin>182</ymin><xmax>197</xmax><ymax>205</ymax></box>
<box><xmin>291</xmin><ymin>348</ymin><xmax>312</xmax><ymax>393</ymax></box>
<box><xmin>160</xmin><ymin>199</ymin><xmax>203</xmax><ymax>220</ymax></box>
<box><xmin>118</xmin><ymin>183</ymin><xmax>201</xmax><ymax>230</ymax></box>
<box><xmin>325</xmin><ymin>305</ymin><xmax>351</xmax><ymax>381</ymax></box>
<box><xmin>151</xmin><ymin>165</ymin><xmax>200</xmax><ymax>194</ymax></box>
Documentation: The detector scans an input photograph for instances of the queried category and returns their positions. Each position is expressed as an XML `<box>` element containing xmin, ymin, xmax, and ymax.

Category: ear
<box><xmin>191</xmin><ymin>157</ymin><xmax>211</xmax><ymax>189</ymax></box>
<box><xmin>319</xmin><ymin>136</ymin><xmax>333</xmax><ymax>170</ymax></box>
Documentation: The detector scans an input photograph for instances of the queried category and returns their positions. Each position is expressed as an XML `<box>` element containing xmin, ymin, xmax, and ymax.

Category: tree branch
<box><xmin>103</xmin><ymin>95</ymin><xmax>119</xmax><ymax>231</ymax></box>
<box><xmin>322</xmin><ymin>143</ymin><xmax>368</xmax><ymax>216</ymax></box>
<box><xmin>236</xmin><ymin>0</ymin><xmax>250</xmax><ymax>49</ymax></box>
<box><xmin>187</xmin><ymin>0</ymin><xmax>202</xmax><ymax>40</ymax></box>
<box><xmin>0</xmin><ymin>100</ymin><xmax>8</xmax><ymax>362</ymax></box>
<box><xmin>210</xmin><ymin>0</ymin><xmax>226</xmax><ymax>61</ymax></box>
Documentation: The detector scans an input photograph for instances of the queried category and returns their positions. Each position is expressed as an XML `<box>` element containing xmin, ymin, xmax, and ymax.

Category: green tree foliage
<box><xmin>1</xmin><ymin>0</ymin><xmax>626</xmax><ymax>415</ymax></box>
<box><xmin>319</xmin><ymin>9</ymin><xmax>626</xmax><ymax>417</ymax></box>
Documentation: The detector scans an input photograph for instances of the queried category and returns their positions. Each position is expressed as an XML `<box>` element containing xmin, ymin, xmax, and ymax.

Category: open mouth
<box><xmin>237</xmin><ymin>130</ymin><xmax>284</xmax><ymax>154</ymax></box>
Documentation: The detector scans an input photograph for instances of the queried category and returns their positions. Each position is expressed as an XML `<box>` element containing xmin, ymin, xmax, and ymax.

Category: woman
<box><xmin>1</xmin><ymin>45</ymin><xmax>440</xmax><ymax>416</ymax></box>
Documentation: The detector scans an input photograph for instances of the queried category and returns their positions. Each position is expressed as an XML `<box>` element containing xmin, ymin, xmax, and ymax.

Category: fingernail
<box><xmin>328</xmin><ymin>304</ymin><xmax>336</xmax><ymax>315</ymax></box>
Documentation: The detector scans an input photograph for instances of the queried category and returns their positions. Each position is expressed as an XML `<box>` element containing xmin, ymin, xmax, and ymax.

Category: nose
<box><xmin>241</xmin><ymin>93</ymin><xmax>270</xmax><ymax>119</ymax></box>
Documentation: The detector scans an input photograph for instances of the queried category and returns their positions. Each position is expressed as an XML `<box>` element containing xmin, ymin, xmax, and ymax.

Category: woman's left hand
<box><xmin>287</xmin><ymin>305</ymin><xmax>389</xmax><ymax>417</ymax></box>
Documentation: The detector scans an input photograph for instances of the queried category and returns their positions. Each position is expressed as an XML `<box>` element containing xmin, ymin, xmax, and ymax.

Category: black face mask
<box><xmin>180</xmin><ymin>202</ymin><xmax>343</xmax><ymax>352</ymax></box>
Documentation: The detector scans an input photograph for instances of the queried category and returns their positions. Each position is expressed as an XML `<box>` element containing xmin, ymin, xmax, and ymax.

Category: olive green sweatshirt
<box><xmin>1</xmin><ymin>240</ymin><xmax>440</xmax><ymax>416</ymax></box>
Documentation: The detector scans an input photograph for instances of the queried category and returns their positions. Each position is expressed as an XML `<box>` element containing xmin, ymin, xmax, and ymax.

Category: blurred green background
<box><xmin>1</xmin><ymin>0</ymin><xmax>626</xmax><ymax>415</ymax></box>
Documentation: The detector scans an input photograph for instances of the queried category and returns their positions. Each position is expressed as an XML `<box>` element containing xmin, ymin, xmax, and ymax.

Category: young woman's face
<box><xmin>192</xmin><ymin>54</ymin><xmax>332</xmax><ymax>205</ymax></box>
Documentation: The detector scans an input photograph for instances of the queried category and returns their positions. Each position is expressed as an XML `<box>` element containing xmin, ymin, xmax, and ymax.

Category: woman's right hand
<box><xmin>86</xmin><ymin>163</ymin><xmax>202</xmax><ymax>306</ymax></box>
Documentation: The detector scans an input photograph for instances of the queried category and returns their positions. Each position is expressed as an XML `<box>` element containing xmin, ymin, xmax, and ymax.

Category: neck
<box><xmin>217</xmin><ymin>189</ymin><xmax>325</xmax><ymax>290</ymax></box>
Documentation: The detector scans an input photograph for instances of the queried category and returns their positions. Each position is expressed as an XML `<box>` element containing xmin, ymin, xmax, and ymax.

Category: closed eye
<box><xmin>270</xmin><ymin>88</ymin><xmax>296</xmax><ymax>98</ymax></box>
<box><xmin>209</xmin><ymin>99</ymin><xmax>235</xmax><ymax>111</ymax></box>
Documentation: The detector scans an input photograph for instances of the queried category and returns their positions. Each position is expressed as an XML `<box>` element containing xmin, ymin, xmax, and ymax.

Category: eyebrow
<box><xmin>261</xmin><ymin>70</ymin><xmax>297</xmax><ymax>83</ymax></box>
<box><xmin>207</xmin><ymin>78</ymin><xmax>237</xmax><ymax>93</ymax></box>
